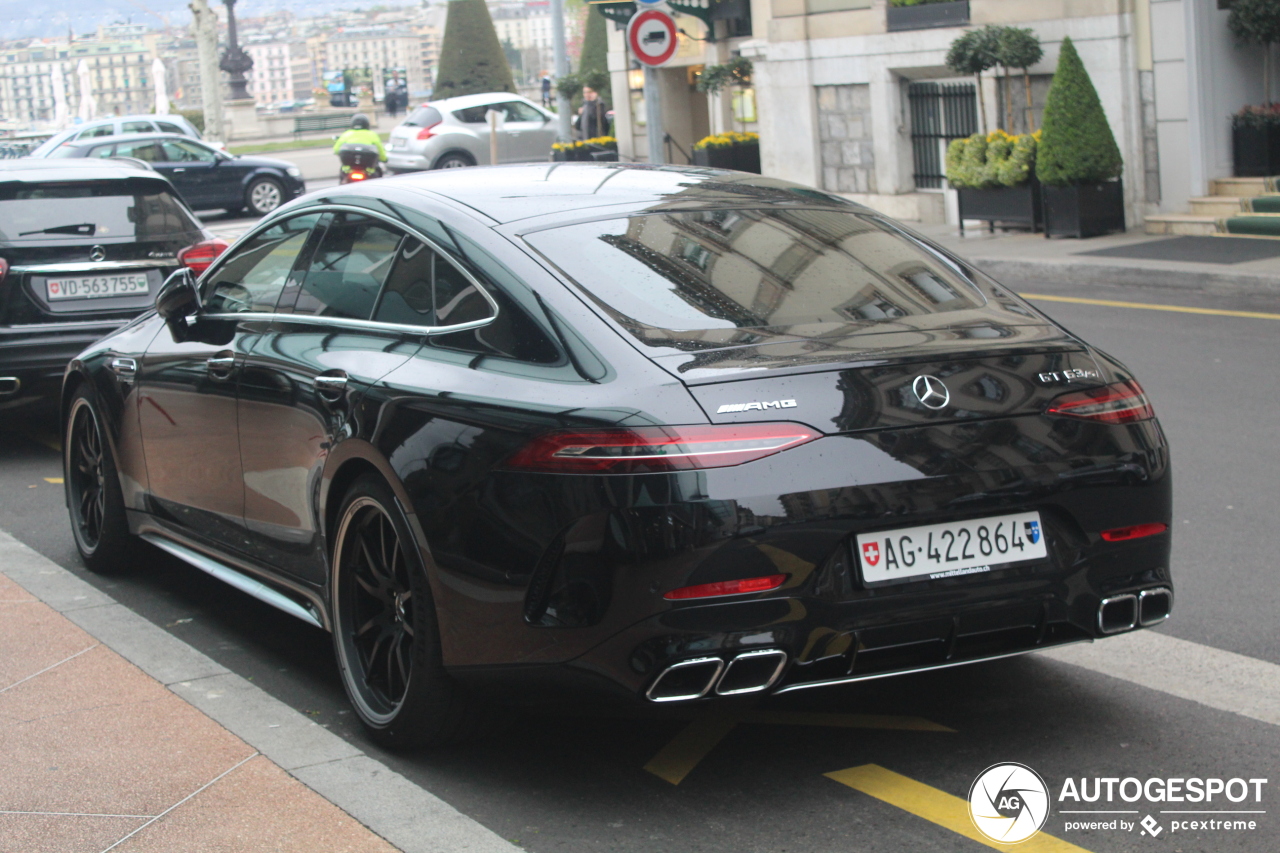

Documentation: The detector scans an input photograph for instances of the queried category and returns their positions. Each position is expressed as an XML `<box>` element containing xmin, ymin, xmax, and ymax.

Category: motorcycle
<box><xmin>338</xmin><ymin>144</ymin><xmax>382</xmax><ymax>184</ymax></box>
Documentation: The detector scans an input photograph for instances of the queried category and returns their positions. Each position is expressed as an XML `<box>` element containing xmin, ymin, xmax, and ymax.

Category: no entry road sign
<box><xmin>627</xmin><ymin>9</ymin><xmax>679</xmax><ymax>68</ymax></box>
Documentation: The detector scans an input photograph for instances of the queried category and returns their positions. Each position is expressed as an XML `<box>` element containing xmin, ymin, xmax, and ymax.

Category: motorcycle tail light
<box><xmin>176</xmin><ymin>238</ymin><xmax>229</xmax><ymax>276</ymax></box>
<box><xmin>1046</xmin><ymin>380</ymin><xmax>1154</xmax><ymax>424</ymax></box>
<box><xmin>416</xmin><ymin>121</ymin><xmax>441</xmax><ymax>140</ymax></box>
<box><xmin>664</xmin><ymin>574</ymin><xmax>788</xmax><ymax>601</ymax></box>
<box><xmin>504</xmin><ymin>423</ymin><xmax>821</xmax><ymax>474</ymax></box>
<box><xmin>349</xmin><ymin>171</ymin><xmax>367</xmax><ymax>181</ymax></box>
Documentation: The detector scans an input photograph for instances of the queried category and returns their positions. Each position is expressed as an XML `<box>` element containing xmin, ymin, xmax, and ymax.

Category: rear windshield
<box><xmin>523</xmin><ymin>208</ymin><xmax>986</xmax><ymax>349</ymax></box>
<box><xmin>0</xmin><ymin>180</ymin><xmax>203</xmax><ymax>243</ymax></box>
<box><xmin>405</xmin><ymin>106</ymin><xmax>443</xmax><ymax>127</ymax></box>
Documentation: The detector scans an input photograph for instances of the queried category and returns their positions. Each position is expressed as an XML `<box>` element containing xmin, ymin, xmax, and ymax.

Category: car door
<box><xmin>498</xmin><ymin>100</ymin><xmax>555</xmax><ymax>162</ymax></box>
<box><xmin>155</xmin><ymin>139</ymin><xmax>222</xmax><ymax>209</ymax></box>
<box><xmin>235</xmin><ymin>210</ymin><xmax>425</xmax><ymax>582</ymax></box>
<box><xmin>137</xmin><ymin>213</ymin><xmax>322</xmax><ymax>554</ymax></box>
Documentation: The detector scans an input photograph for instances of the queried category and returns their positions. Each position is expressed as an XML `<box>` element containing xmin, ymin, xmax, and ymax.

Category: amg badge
<box><xmin>717</xmin><ymin>399</ymin><xmax>797</xmax><ymax>414</ymax></box>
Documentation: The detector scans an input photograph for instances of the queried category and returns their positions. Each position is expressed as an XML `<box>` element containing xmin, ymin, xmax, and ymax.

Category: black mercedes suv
<box><xmin>0</xmin><ymin>159</ymin><xmax>214</xmax><ymax>414</ymax></box>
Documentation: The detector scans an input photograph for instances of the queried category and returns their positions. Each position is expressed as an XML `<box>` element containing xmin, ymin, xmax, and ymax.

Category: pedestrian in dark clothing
<box><xmin>575</xmin><ymin>86</ymin><xmax>608</xmax><ymax>139</ymax></box>
<box><xmin>541</xmin><ymin>75</ymin><xmax>552</xmax><ymax>108</ymax></box>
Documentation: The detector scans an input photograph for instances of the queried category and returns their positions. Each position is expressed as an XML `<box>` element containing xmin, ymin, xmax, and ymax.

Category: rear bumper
<box><xmin>386</xmin><ymin>151</ymin><xmax>432</xmax><ymax>172</ymax></box>
<box><xmin>0</xmin><ymin>320</ymin><xmax>128</xmax><ymax>409</ymax></box>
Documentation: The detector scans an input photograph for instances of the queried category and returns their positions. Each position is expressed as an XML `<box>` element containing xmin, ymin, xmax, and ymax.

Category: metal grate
<box><xmin>907</xmin><ymin>82</ymin><xmax>978</xmax><ymax>189</ymax></box>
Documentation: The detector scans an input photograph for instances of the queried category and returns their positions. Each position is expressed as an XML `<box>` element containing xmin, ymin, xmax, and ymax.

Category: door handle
<box><xmin>108</xmin><ymin>356</ymin><xmax>137</xmax><ymax>379</ymax></box>
<box><xmin>206</xmin><ymin>353</ymin><xmax>236</xmax><ymax>380</ymax></box>
<box><xmin>172</xmin><ymin>167</ymin><xmax>186</xmax><ymax>173</ymax></box>
<box><xmin>314</xmin><ymin>372</ymin><xmax>348</xmax><ymax>401</ymax></box>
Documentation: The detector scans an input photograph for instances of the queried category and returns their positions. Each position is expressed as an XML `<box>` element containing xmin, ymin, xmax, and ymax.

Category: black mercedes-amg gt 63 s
<box><xmin>61</xmin><ymin>164</ymin><xmax>1172</xmax><ymax>747</ymax></box>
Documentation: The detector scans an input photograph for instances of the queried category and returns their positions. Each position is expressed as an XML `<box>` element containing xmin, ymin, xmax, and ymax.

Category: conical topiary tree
<box><xmin>433</xmin><ymin>0</ymin><xmax>516</xmax><ymax>99</ymax></box>
<box><xmin>579</xmin><ymin>5</ymin><xmax>609</xmax><ymax>85</ymax></box>
<box><xmin>1229</xmin><ymin>0</ymin><xmax>1280</xmax><ymax>105</ymax></box>
<box><xmin>1035</xmin><ymin>37</ymin><xmax>1122</xmax><ymax>186</ymax></box>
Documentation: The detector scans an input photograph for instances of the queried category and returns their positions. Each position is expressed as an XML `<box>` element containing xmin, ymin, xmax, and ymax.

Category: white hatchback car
<box><xmin>386</xmin><ymin>93</ymin><xmax>558</xmax><ymax>171</ymax></box>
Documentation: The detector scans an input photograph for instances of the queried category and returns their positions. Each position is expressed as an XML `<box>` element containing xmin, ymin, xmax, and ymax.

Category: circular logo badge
<box><xmin>968</xmin><ymin>763</ymin><xmax>1050</xmax><ymax>844</ymax></box>
<box><xmin>911</xmin><ymin>374</ymin><xmax>950</xmax><ymax>410</ymax></box>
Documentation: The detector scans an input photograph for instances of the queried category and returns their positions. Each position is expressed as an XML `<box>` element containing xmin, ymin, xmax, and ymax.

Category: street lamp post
<box><xmin>551</xmin><ymin>0</ymin><xmax>572</xmax><ymax>142</ymax></box>
<box><xmin>219</xmin><ymin>0</ymin><xmax>254</xmax><ymax>102</ymax></box>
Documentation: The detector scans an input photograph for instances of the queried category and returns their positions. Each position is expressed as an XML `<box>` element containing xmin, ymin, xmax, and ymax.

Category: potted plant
<box><xmin>887</xmin><ymin>0</ymin><xmax>970</xmax><ymax>33</ymax></box>
<box><xmin>1229</xmin><ymin>0</ymin><xmax>1280</xmax><ymax>176</ymax></box>
<box><xmin>947</xmin><ymin>130</ymin><xmax>1043</xmax><ymax>234</ymax></box>
<box><xmin>1035</xmin><ymin>37</ymin><xmax>1125</xmax><ymax>238</ymax></box>
<box><xmin>692</xmin><ymin>132</ymin><xmax>760</xmax><ymax>173</ymax></box>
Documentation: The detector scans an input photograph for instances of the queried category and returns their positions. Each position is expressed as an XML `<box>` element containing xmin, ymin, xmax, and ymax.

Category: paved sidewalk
<box><xmin>0</xmin><ymin>568</ymin><xmax>398</xmax><ymax>853</ymax></box>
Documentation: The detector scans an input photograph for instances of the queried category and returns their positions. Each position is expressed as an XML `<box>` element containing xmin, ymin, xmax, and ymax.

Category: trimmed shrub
<box><xmin>946</xmin><ymin>130</ymin><xmax>1039</xmax><ymax>188</ymax></box>
<box><xmin>433</xmin><ymin>0</ymin><xmax>516</xmax><ymax>100</ymax></box>
<box><xmin>579</xmin><ymin>5</ymin><xmax>609</xmax><ymax>80</ymax></box>
<box><xmin>1035</xmin><ymin>37</ymin><xmax>1122</xmax><ymax>186</ymax></box>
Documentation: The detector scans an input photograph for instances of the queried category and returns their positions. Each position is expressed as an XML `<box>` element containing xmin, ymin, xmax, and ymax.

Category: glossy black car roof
<box><xmin>382</xmin><ymin>163</ymin><xmax>857</xmax><ymax>226</ymax></box>
<box><xmin>0</xmin><ymin>158</ymin><xmax>162</xmax><ymax>184</ymax></box>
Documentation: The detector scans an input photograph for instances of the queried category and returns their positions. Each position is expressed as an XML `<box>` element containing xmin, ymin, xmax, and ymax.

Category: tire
<box><xmin>245</xmin><ymin>177</ymin><xmax>284</xmax><ymax>216</ymax></box>
<box><xmin>65</xmin><ymin>386</ymin><xmax>136</xmax><ymax>574</ymax></box>
<box><xmin>331</xmin><ymin>474</ymin><xmax>481</xmax><ymax>749</ymax></box>
<box><xmin>433</xmin><ymin>152</ymin><xmax>474</xmax><ymax>170</ymax></box>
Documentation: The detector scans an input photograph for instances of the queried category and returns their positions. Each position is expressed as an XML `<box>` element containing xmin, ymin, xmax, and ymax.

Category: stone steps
<box><xmin>1143</xmin><ymin>213</ymin><xmax>1219</xmax><ymax>236</ymax></box>
<box><xmin>1188</xmin><ymin>196</ymin><xmax>1245</xmax><ymax>217</ymax></box>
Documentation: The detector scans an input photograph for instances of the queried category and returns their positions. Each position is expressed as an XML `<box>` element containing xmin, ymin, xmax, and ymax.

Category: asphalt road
<box><xmin>1</xmin><ymin>268</ymin><xmax>1278</xmax><ymax>852</ymax></box>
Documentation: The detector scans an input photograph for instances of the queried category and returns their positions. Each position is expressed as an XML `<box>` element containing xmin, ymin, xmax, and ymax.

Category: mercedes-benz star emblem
<box><xmin>912</xmin><ymin>374</ymin><xmax>950</xmax><ymax>410</ymax></box>
<box><xmin>89</xmin><ymin>245</ymin><xmax>107</xmax><ymax>262</ymax></box>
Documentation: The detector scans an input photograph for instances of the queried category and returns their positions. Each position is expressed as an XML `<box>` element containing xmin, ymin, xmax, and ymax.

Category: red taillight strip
<box><xmin>177</xmin><ymin>238</ymin><xmax>230</xmax><ymax>276</ymax></box>
<box><xmin>416</xmin><ymin>121</ymin><xmax>442</xmax><ymax>140</ymax></box>
<box><xmin>1046</xmin><ymin>380</ymin><xmax>1154</xmax><ymax>424</ymax></box>
<box><xmin>1100</xmin><ymin>522</ymin><xmax>1168</xmax><ymax>542</ymax></box>
<box><xmin>504</xmin><ymin>423</ymin><xmax>821</xmax><ymax>474</ymax></box>
<box><xmin>664</xmin><ymin>574</ymin><xmax>788</xmax><ymax>601</ymax></box>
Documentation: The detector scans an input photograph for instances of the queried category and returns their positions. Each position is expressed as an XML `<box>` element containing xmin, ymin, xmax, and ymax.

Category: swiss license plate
<box><xmin>46</xmin><ymin>273</ymin><xmax>149</xmax><ymax>301</ymax></box>
<box><xmin>856</xmin><ymin>511</ymin><xmax>1047</xmax><ymax>585</ymax></box>
<box><xmin>391</xmin><ymin>138</ymin><xmax>408</xmax><ymax>150</ymax></box>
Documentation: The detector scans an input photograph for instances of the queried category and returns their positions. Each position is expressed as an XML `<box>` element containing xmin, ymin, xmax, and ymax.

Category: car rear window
<box><xmin>523</xmin><ymin>208</ymin><xmax>986</xmax><ymax>349</ymax></box>
<box><xmin>405</xmin><ymin>106</ymin><xmax>443</xmax><ymax>127</ymax></box>
<box><xmin>0</xmin><ymin>180</ymin><xmax>203</xmax><ymax>244</ymax></box>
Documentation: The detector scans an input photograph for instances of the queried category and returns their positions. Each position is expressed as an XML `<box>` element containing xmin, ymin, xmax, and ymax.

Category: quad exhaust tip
<box><xmin>0</xmin><ymin>377</ymin><xmax>20</xmax><ymax>398</ymax></box>
<box><xmin>647</xmin><ymin>649</ymin><xmax>788</xmax><ymax>703</ymax></box>
<box><xmin>1098</xmin><ymin>587</ymin><xmax>1173</xmax><ymax>635</ymax></box>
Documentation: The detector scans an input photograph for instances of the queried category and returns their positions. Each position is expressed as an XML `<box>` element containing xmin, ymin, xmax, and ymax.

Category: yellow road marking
<box><xmin>827</xmin><ymin>764</ymin><xmax>1094</xmax><ymax>853</ymax></box>
<box><xmin>644</xmin><ymin>711</ymin><xmax>953</xmax><ymax>785</ymax></box>
<box><xmin>43</xmin><ymin>477</ymin><xmax>63</xmax><ymax>484</ymax></box>
<box><xmin>1020</xmin><ymin>292</ymin><xmax>1280</xmax><ymax>321</ymax></box>
<box><xmin>643</xmin><ymin>715</ymin><xmax>738</xmax><ymax>785</ymax></box>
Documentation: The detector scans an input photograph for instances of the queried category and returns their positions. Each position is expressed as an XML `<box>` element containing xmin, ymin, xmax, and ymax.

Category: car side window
<box><xmin>123</xmin><ymin>120</ymin><xmax>153</xmax><ymax>133</ymax></box>
<box><xmin>79</xmin><ymin>125</ymin><xmax>115</xmax><ymax>139</ymax></box>
<box><xmin>161</xmin><ymin>140</ymin><xmax>215</xmax><ymax>162</ymax></box>
<box><xmin>89</xmin><ymin>145</ymin><xmax>116</xmax><ymax>159</ymax></box>
<box><xmin>502</xmin><ymin>101</ymin><xmax>545</xmax><ymax>123</ymax></box>
<box><xmin>113</xmin><ymin>140</ymin><xmax>163</xmax><ymax>162</ymax></box>
<box><xmin>453</xmin><ymin>105</ymin><xmax>489</xmax><ymax>124</ymax></box>
<box><xmin>203</xmin><ymin>214</ymin><xmax>322</xmax><ymax>314</ymax></box>
<box><xmin>156</xmin><ymin>121</ymin><xmax>184</xmax><ymax>134</ymax></box>
<box><xmin>293</xmin><ymin>212</ymin><xmax>402</xmax><ymax>320</ymax></box>
<box><xmin>372</xmin><ymin>237</ymin><xmax>495</xmax><ymax>328</ymax></box>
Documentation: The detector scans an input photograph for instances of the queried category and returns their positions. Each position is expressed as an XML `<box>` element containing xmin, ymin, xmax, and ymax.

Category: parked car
<box><xmin>27</xmin><ymin>114</ymin><xmax>204</xmax><ymax>158</ymax></box>
<box><xmin>48</xmin><ymin>133</ymin><xmax>306</xmax><ymax>216</ymax></box>
<box><xmin>61</xmin><ymin>164</ymin><xmax>1172</xmax><ymax>748</ymax></box>
<box><xmin>386</xmin><ymin>92</ymin><xmax>557</xmax><ymax>171</ymax></box>
<box><xmin>1</xmin><ymin>159</ymin><xmax>213</xmax><ymax>414</ymax></box>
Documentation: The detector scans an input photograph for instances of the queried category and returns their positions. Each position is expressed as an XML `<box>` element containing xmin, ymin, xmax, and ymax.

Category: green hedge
<box><xmin>1035</xmin><ymin>37</ymin><xmax>1122</xmax><ymax>186</ymax></box>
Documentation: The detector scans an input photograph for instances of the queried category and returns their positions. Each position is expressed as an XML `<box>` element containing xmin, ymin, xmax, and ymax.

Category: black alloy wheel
<box><xmin>332</xmin><ymin>475</ymin><xmax>479</xmax><ymax>748</ymax></box>
<box><xmin>65</xmin><ymin>387</ymin><xmax>134</xmax><ymax>573</ymax></box>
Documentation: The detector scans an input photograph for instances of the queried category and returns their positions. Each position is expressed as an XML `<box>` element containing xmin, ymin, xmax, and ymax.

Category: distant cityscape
<box><xmin>0</xmin><ymin>0</ymin><xmax>579</xmax><ymax>133</ymax></box>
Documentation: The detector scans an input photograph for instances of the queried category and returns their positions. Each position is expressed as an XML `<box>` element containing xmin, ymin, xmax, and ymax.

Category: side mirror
<box><xmin>156</xmin><ymin>268</ymin><xmax>199</xmax><ymax>341</ymax></box>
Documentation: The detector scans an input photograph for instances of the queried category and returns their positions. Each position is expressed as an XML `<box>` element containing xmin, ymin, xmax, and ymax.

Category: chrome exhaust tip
<box><xmin>1138</xmin><ymin>587</ymin><xmax>1173</xmax><ymax>626</ymax></box>
<box><xmin>0</xmin><ymin>377</ymin><xmax>20</xmax><ymax>398</ymax></box>
<box><xmin>646</xmin><ymin>657</ymin><xmax>724</xmax><ymax>703</ymax></box>
<box><xmin>1098</xmin><ymin>593</ymin><xmax>1138</xmax><ymax>634</ymax></box>
<box><xmin>716</xmin><ymin>649</ymin><xmax>788</xmax><ymax>696</ymax></box>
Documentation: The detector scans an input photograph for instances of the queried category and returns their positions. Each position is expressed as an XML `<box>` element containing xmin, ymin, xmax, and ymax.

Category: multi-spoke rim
<box><xmin>334</xmin><ymin>497</ymin><xmax>416</xmax><ymax>723</ymax></box>
<box><xmin>67</xmin><ymin>399</ymin><xmax>106</xmax><ymax>552</ymax></box>
<box><xmin>250</xmin><ymin>180</ymin><xmax>282</xmax><ymax>212</ymax></box>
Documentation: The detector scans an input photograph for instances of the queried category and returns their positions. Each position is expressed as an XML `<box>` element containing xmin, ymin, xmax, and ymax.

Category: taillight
<box><xmin>504</xmin><ymin>423</ymin><xmax>821</xmax><ymax>474</ymax></box>
<box><xmin>416</xmin><ymin>121</ymin><xmax>441</xmax><ymax>140</ymax></box>
<box><xmin>1046</xmin><ymin>380</ymin><xmax>1154</xmax><ymax>424</ymax></box>
<box><xmin>0</xmin><ymin>257</ymin><xmax>8</xmax><ymax>285</ymax></box>
<box><xmin>664</xmin><ymin>574</ymin><xmax>788</xmax><ymax>601</ymax></box>
<box><xmin>177</xmin><ymin>238</ymin><xmax>229</xmax><ymax>275</ymax></box>
<box><xmin>349</xmin><ymin>171</ymin><xmax>367</xmax><ymax>181</ymax></box>
<box><xmin>1100</xmin><ymin>522</ymin><xmax>1168</xmax><ymax>542</ymax></box>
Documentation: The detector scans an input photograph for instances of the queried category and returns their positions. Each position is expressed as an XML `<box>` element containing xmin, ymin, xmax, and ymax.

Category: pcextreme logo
<box><xmin>969</xmin><ymin>764</ymin><xmax>1269</xmax><ymax>843</ymax></box>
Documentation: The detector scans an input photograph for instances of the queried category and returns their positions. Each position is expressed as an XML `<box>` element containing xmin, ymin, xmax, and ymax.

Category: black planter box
<box><xmin>887</xmin><ymin>1</ymin><xmax>969</xmax><ymax>32</ymax></box>
<box><xmin>1042</xmin><ymin>180</ymin><xmax>1125</xmax><ymax>238</ymax></box>
<box><xmin>1232</xmin><ymin>124</ymin><xmax>1280</xmax><ymax>177</ymax></box>
<box><xmin>957</xmin><ymin>182</ymin><xmax>1042</xmax><ymax>234</ymax></box>
<box><xmin>693</xmin><ymin>144</ymin><xmax>760</xmax><ymax>172</ymax></box>
<box><xmin>735</xmin><ymin>143</ymin><xmax>761</xmax><ymax>174</ymax></box>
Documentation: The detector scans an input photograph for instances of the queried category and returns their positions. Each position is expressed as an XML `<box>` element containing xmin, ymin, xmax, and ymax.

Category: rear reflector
<box><xmin>504</xmin><ymin>423</ymin><xmax>821</xmax><ymax>474</ymax></box>
<box><xmin>416</xmin><ymin>121</ymin><xmax>441</xmax><ymax>140</ymax></box>
<box><xmin>1046</xmin><ymin>380</ymin><xmax>1154</xmax><ymax>424</ymax></box>
<box><xmin>177</xmin><ymin>238</ymin><xmax>230</xmax><ymax>276</ymax></box>
<box><xmin>1100</xmin><ymin>522</ymin><xmax>1168</xmax><ymax>542</ymax></box>
<box><xmin>664</xmin><ymin>574</ymin><xmax>788</xmax><ymax>601</ymax></box>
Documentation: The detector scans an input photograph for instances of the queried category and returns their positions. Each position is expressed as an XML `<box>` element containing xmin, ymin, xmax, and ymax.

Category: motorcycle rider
<box><xmin>333</xmin><ymin>113</ymin><xmax>386</xmax><ymax>178</ymax></box>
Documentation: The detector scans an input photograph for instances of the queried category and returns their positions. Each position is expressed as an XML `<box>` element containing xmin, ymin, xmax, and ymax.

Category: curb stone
<box><xmin>0</xmin><ymin>530</ymin><xmax>522</xmax><ymax>853</ymax></box>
